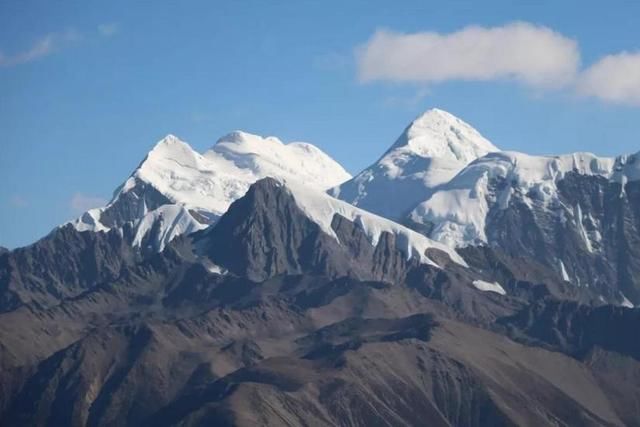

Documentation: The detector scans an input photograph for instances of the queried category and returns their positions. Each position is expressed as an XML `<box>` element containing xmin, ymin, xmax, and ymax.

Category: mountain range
<box><xmin>1</xmin><ymin>109</ymin><xmax>639</xmax><ymax>426</ymax></box>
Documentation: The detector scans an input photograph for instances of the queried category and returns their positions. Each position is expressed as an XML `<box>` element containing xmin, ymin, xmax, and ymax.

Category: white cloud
<box><xmin>356</xmin><ymin>22</ymin><xmax>580</xmax><ymax>89</ymax></box>
<box><xmin>0</xmin><ymin>29</ymin><xmax>80</xmax><ymax>67</ymax></box>
<box><xmin>98</xmin><ymin>23</ymin><xmax>119</xmax><ymax>37</ymax></box>
<box><xmin>70</xmin><ymin>193</ymin><xmax>107</xmax><ymax>213</ymax></box>
<box><xmin>577</xmin><ymin>52</ymin><xmax>640</xmax><ymax>106</ymax></box>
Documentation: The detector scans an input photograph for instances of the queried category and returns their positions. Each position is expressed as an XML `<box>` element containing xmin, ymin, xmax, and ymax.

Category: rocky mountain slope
<box><xmin>2</xmin><ymin>178</ymin><xmax>640</xmax><ymax>426</ymax></box>
<box><xmin>330</xmin><ymin>109</ymin><xmax>640</xmax><ymax>306</ymax></box>
<box><xmin>406</xmin><ymin>151</ymin><xmax>640</xmax><ymax>305</ymax></box>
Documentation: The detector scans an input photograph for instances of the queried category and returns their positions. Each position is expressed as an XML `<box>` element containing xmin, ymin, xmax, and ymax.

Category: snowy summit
<box><xmin>71</xmin><ymin>131</ymin><xmax>351</xmax><ymax>251</ymax></box>
<box><xmin>331</xmin><ymin>108</ymin><xmax>499</xmax><ymax>220</ymax></box>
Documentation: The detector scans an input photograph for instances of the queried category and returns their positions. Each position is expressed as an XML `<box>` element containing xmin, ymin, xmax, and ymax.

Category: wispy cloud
<box><xmin>70</xmin><ymin>193</ymin><xmax>107</xmax><ymax>213</ymax></box>
<box><xmin>0</xmin><ymin>29</ymin><xmax>81</xmax><ymax>68</ymax></box>
<box><xmin>0</xmin><ymin>23</ymin><xmax>116</xmax><ymax>69</ymax></box>
<box><xmin>8</xmin><ymin>196</ymin><xmax>28</xmax><ymax>208</ymax></box>
<box><xmin>357</xmin><ymin>23</ymin><xmax>580</xmax><ymax>89</ymax></box>
<box><xmin>98</xmin><ymin>23</ymin><xmax>119</xmax><ymax>37</ymax></box>
<box><xmin>577</xmin><ymin>52</ymin><xmax>640</xmax><ymax>106</ymax></box>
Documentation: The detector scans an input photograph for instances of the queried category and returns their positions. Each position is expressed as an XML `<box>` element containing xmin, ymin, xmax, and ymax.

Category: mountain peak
<box><xmin>147</xmin><ymin>134</ymin><xmax>195</xmax><ymax>156</ymax></box>
<box><xmin>408</xmin><ymin>108</ymin><xmax>471</xmax><ymax>130</ymax></box>
<box><xmin>70</xmin><ymin>130</ymin><xmax>351</xmax><ymax>250</ymax></box>
<box><xmin>200</xmin><ymin>177</ymin><xmax>466</xmax><ymax>281</ymax></box>
<box><xmin>137</xmin><ymin>135</ymin><xmax>202</xmax><ymax>184</ymax></box>
<box><xmin>215</xmin><ymin>129</ymin><xmax>287</xmax><ymax>144</ymax></box>
<box><xmin>209</xmin><ymin>131</ymin><xmax>351</xmax><ymax>191</ymax></box>
<box><xmin>412</xmin><ymin>107</ymin><xmax>458</xmax><ymax>123</ymax></box>
<box><xmin>215</xmin><ymin>130</ymin><xmax>264</xmax><ymax>145</ymax></box>
<box><xmin>331</xmin><ymin>108</ymin><xmax>499</xmax><ymax>221</ymax></box>
<box><xmin>392</xmin><ymin>108</ymin><xmax>499</xmax><ymax>163</ymax></box>
<box><xmin>157</xmin><ymin>133</ymin><xmax>182</xmax><ymax>144</ymax></box>
<box><xmin>213</xmin><ymin>130</ymin><xmax>287</xmax><ymax>154</ymax></box>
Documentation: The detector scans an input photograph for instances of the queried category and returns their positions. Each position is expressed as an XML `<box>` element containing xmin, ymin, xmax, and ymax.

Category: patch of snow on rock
<box><xmin>472</xmin><ymin>279</ymin><xmax>506</xmax><ymax>295</ymax></box>
<box><xmin>620</xmin><ymin>294</ymin><xmax>634</xmax><ymax>308</ymax></box>
<box><xmin>559</xmin><ymin>260</ymin><xmax>571</xmax><ymax>282</ymax></box>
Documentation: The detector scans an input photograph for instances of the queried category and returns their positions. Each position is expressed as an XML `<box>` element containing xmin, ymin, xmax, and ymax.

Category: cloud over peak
<box><xmin>357</xmin><ymin>22</ymin><xmax>580</xmax><ymax>89</ymax></box>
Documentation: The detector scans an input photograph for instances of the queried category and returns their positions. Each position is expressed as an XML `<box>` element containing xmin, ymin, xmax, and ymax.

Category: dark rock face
<box><xmin>482</xmin><ymin>173</ymin><xmax>640</xmax><ymax>304</ymax></box>
<box><xmin>198</xmin><ymin>178</ymin><xmax>418</xmax><ymax>284</ymax></box>
<box><xmin>459</xmin><ymin>245</ymin><xmax>597</xmax><ymax>303</ymax></box>
<box><xmin>99</xmin><ymin>179</ymin><xmax>172</xmax><ymax>228</ymax></box>
<box><xmin>1</xmin><ymin>178</ymin><xmax>640</xmax><ymax>426</ymax></box>
<box><xmin>0</xmin><ymin>224</ymin><xmax>137</xmax><ymax>312</ymax></box>
<box><xmin>78</xmin><ymin>178</ymin><xmax>217</xmax><ymax>257</ymax></box>
<box><xmin>499</xmin><ymin>300</ymin><xmax>640</xmax><ymax>360</ymax></box>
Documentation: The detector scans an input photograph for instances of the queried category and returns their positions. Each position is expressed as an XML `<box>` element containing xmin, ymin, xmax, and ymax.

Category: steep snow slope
<box><xmin>408</xmin><ymin>149</ymin><xmax>640</xmax><ymax>305</ymax></box>
<box><xmin>284</xmin><ymin>180</ymin><xmax>468</xmax><ymax>267</ymax></box>
<box><xmin>70</xmin><ymin>133</ymin><xmax>351</xmax><ymax>251</ymax></box>
<box><xmin>331</xmin><ymin>108</ymin><xmax>498</xmax><ymax>220</ymax></box>
<box><xmin>210</xmin><ymin>131</ymin><xmax>350</xmax><ymax>190</ymax></box>
<box><xmin>130</xmin><ymin>204</ymin><xmax>206</xmax><ymax>250</ymax></box>
<box><xmin>409</xmin><ymin>150</ymin><xmax>639</xmax><ymax>247</ymax></box>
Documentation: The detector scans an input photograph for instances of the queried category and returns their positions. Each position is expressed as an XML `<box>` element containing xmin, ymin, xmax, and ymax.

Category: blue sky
<box><xmin>2</xmin><ymin>0</ymin><xmax>640</xmax><ymax>248</ymax></box>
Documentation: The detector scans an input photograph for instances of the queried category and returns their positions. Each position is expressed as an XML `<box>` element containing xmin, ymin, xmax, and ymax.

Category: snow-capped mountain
<box><xmin>201</xmin><ymin>177</ymin><xmax>468</xmax><ymax>270</ymax></box>
<box><xmin>60</xmin><ymin>108</ymin><xmax>640</xmax><ymax>305</ymax></box>
<box><xmin>195</xmin><ymin>177</ymin><xmax>470</xmax><ymax>285</ymax></box>
<box><xmin>409</xmin><ymin>151</ymin><xmax>625</xmax><ymax>246</ymax></box>
<box><xmin>323</xmin><ymin>107</ymin><xmax>640</xmax><ymax>305</ymax></box>
<box><xmin>407</xmin><ymin>150</ymin><xmax>640</xmax><ymax>305</ymax></box>
<box><xmin>71</xmin><ymin>132</ymin><xmax>351</xmax><ymax>252</ymax></box>
<box><xmin>5</xmin><ymin>111</ymin><xmax>640</xmax><ymax>426</ymax></box>
<box><xmin>6</xmin><ymin>175</ymin><xmax>640</xmax><ymax>427</ymax></box>
<box><xmin>331</xmin><ymin>108</ymin><xmax>498</xmax><ymax>220</ymax></box>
